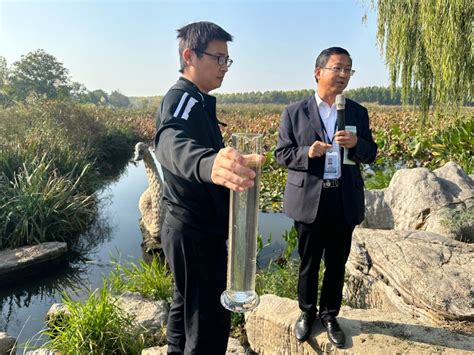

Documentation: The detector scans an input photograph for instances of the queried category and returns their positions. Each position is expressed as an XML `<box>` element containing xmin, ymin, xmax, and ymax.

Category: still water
<box><xmin>0</xmin><ymin>163</ymin><xmax>292</xmax><ymax>353</ymax></box>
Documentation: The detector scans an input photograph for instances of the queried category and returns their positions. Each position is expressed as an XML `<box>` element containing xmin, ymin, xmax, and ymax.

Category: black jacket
<box><xmin>154</xmin><ymin>77</ymin><xmax>229</xmax><ymax>237</ymax></box>
<box><xmin>275</xmin><ymin>95</ymin><xmax>378</xmax><ymax>226</ymax></box>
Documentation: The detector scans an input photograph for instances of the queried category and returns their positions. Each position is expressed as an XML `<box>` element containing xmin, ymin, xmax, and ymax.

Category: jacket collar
<box><xmin>171</xmin><ymin>77</ymin><xmax>226</xmax><ymax>125</ymax></box>
<box><xmin>173</xmin><ymin>77</ymin><xmax>216</xmax><ymax>111</ymax></box>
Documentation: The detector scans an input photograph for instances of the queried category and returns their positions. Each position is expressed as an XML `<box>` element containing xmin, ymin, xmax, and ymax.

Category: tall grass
<box><xmin>36</xmin><ymin>257</ymin><xmax>172</xmax><ymax>354</ymax></box>
<box><xmin>108</xmin><ymin>257</ymin><xmax>173</xmax><ymax>302</ymax></box>
<box><xmin>42</xmin><ymin>284</ymin><xmax>152</xmax><ymax>355</ymax></box>
<box><xmin>0</xmin><ymin>100</ymin><xmax>141</xmax><ymax>249</ymax></box>
<box><xmin>0</xmin><ymin>156</ymin><xmax>95</xmax><ymax>248</ymax></box>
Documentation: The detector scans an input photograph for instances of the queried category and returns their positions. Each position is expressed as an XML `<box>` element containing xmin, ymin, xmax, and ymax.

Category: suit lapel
<box><xmin>303</xmin><ymin>96</ymin><xmax>324</xmax><ymax>141</ymax></box>
<box><xmin>345</xmin><ymin>102</ymin><xmax>357</xmax><ymax>127</ymax></box>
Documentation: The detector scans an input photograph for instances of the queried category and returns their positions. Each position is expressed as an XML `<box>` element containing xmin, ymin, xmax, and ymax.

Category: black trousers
<box><xmin>162</xmin><ymin>221</ymin><xmax>230</xmax><ymax>355</ymax></box>
<box><xmin>295</xmin><ymin>186</ymin><xmax>354</xmax><ymax>320</ymax></box>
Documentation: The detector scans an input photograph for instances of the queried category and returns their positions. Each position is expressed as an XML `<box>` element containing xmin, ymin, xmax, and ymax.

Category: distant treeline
<box><xmin>128</xmin><ymin>87</ymin><xmax>420</xmax><ymax>108</ymax></box>
<box><xmin>3</xmin><ymin>49</ymin><xmax>469</xmax><ymax>109</ymax></box>
<box><xmin>213</xmin><ymin>87</ymin><xmax>414</xmax><ymax>105</ymax></box>
<box><xmin>129</xmin><ymin>87</ymin><xmax>412</xmax><ymax>109</ymax></box>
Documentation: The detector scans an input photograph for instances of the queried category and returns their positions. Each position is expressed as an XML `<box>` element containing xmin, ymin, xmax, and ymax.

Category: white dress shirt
<box><xmin>315</xmin><ymin>93</ymin><xmax>341</xmax><ymax>179</ymax></box>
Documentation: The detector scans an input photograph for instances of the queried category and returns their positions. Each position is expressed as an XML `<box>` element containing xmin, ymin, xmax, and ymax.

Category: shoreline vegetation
<box><xmin>2</xmin><ymin>98</ymin><xmax>472</xmax><ymax>251</ymax></box>
<box><xmin>0</xmin><ymin>99</ymin><xmax>150</xmax><ymax>250</ymax></box>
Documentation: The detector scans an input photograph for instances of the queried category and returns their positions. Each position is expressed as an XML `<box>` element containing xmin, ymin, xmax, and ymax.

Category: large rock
<box><xmin>0</xmin><ymin>332</ymin><xmax>15</xmax><ymax>355</ymax></box>
<box><xmin>0</xmin><ymin>242</ymin><xmax>68</xmax><ymax>281</ymax></box>
<box><xmin>115</xmin><ymin>292</ymin><xmax>169</xmax><ymax>334</ymax></box>
<box><xmin>362</xmin><ymin>189</ymin><xmax>393</xmax><ymax>229</ymax></box>
<box><xmin>345</xmin><ymin>228</ymin><xmax>474</xmax><ymax>324</ymax></box>
<box><xmin>245</xmin><ymin>294</ymin><xmax>474</xmax><ymax>354</ymax></box>
<box><xmin>434</xmin><ymin>162</ymin><xmax>474</xmax><ymax>202</ymax></box>
<box><xmin>363</xmin><ymin>162</ymin><xmax>474</xmax><ymax>242</ymax></box>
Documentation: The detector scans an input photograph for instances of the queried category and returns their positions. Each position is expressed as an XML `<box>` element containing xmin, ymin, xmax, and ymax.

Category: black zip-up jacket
<box><xmin>154</xmin><ymin>77</ymin><xmax>229</xmax><ymax>238</ymax></box>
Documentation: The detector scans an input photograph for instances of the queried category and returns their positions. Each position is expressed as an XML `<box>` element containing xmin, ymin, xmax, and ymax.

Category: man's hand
<box><xmin>211</xmin><ymin>147</ymin><xmax>265</xmax><ymax>192</ymax></box>
<box><xmin>334</xmin><ymin>130</ymin><xmax>358</xmax><ymax>148</ymax></box>
<box><xmin>308</xmin><ymin>140</ymin><xmax>332</xmax><ymax>158</ymax></box>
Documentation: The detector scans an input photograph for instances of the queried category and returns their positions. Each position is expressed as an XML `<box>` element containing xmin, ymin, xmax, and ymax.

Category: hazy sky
<box><xmin>0</xmin><ymin>0</ymin><xmax>390</xmax><ymax>96</ymax></box>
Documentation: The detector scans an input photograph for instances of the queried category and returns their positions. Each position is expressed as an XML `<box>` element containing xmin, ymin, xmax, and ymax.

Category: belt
<box><xmin>322</xmin><ymin>179</ymin><xmax>339</xmax><ymax>188</ymax></box>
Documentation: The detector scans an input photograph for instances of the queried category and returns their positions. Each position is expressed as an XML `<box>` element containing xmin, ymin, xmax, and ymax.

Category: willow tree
<box><xmin>370</xmin><ymin>0</ymin><xmax>473</xmax><ymax>119</ymax></box>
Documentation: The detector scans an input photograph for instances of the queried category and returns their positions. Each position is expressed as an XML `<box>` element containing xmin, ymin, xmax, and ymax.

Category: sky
<box><xmin>0</xmin><ymin>0</ymin><xmax>390</xmax><ymax>96</ymax></box>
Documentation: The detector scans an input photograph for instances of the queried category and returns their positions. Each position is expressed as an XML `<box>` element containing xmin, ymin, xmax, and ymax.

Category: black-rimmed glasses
<box><xmin>323</xmin><ymin>67</ymin><xmax>356</xmax><ymax>76</ymax></box>
<box><xmin>194</xmin><ymin>50</ymin><xmax>233</xmax><ymax>68</ymax></box>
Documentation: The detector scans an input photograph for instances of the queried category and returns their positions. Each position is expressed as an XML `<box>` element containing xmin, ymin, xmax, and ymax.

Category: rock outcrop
<box><xmin>245</xmin><ymin>294</ymin><xmax>474</xmax><ymax>354</ymax></box>
<box><xmin>115</xmin><ymin>291</ymin><xmax>169</xmax><ymax>335</ymax></box>
<box><xmin>345</xmin><ymin>228</ymin><xmax>474</xmax><ymax>325</ymax></box>
<box><xmin>362</xmin><ymin>162</ymin><xmax>474</xmax><ymax>242</ymax></box>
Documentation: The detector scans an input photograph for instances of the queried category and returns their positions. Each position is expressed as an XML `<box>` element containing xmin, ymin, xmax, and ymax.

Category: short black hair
<box><xmin>177</xmin><ymin>21</ymin><xmax>233</xmax><ymax>73</ymax></box>
<box><xmin>315</xmin><ymin>47</ymin><xmax>352</xmax><ymax>82</ymax></box>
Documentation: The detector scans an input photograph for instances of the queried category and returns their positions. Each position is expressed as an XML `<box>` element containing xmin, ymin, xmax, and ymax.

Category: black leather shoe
<box><xmin>294</xmin><ymin>312</ymin><xmax>315</xmax><ymax>342</ymax></box>
<box><xmin>321</xmin><ymin>317</ymin><xmax>345</xmax><ymax>348</ymax></box>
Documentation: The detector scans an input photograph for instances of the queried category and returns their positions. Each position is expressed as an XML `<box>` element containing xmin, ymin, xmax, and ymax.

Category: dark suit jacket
<box><xmin>274</xmin><ymin>95</ymin><xmax>378</xmax><ymax>226</ymax></box>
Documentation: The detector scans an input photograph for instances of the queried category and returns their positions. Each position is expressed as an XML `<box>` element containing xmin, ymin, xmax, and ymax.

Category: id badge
<box><xmin>324</xmin><ymin>151</ymin><xmax>340</xmax><ymax>177</ymax></box>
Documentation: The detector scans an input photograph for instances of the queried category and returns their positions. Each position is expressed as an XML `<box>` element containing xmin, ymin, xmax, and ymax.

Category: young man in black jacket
<box><xmin>154</xmin><ymin>21</ymin><xmax>261</xmax><ymax>354</ymax></box>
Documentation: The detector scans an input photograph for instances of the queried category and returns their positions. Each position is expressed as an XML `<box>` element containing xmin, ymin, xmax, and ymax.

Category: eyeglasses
<box><xmin>323</xmin><ymin>67</ymin><xmax>355</xmax><ymax>76</ymax></box>
<box><xmin>194</xmin><ymin>50</ymin><xmax>233</xmax><ymax>67</ymax></box>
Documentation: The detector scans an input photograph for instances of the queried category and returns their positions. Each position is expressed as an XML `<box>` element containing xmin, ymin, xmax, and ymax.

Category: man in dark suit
<box><xmin>274</xmin><ymin>47</ymin><xmax>377</xmax><ymax>348</ymax></box>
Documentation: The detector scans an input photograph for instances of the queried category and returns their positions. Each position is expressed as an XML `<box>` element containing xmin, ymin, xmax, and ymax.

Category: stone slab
<box><xmin>0</xmin><ymin>242</ymin><xmax>68</xmax><ymax>281</ymax></box>
<box><xmin>245</xmin><ymin>294</ymin><xmax>474</xmax><ymax>354</ymax></box>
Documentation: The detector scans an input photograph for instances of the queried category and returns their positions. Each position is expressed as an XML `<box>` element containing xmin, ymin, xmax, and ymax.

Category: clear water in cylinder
<box><xmin>221</xmin><ymin>133</ymin><xmax>262</xmax><ymax>313</ymax></box>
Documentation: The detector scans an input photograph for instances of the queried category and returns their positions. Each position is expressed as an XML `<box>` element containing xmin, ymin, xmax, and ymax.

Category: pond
<box><xmin>0</xmin><ymin>162</ymin><xmax>292</xmax><ymax>353</ymax></box>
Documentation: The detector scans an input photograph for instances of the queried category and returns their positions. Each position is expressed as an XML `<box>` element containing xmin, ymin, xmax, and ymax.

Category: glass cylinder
<box><xmin>221</xmin><ymin>133</ymin><xmax>262</xmax><ymax>313</ymax></box>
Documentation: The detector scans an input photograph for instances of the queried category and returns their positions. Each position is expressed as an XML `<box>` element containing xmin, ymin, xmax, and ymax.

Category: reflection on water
<box><xmin>258</xmin><ymin>212</ymin><xmax>293</xmax><ymax>267</ymax></box>
<box><xmin>68</xmin><ymin>213</ymin><xmax>114</xmax><ymax>262</ymax></box>
<box><xmin>0</xmin><ymin>163</ymin><xmax>146</xmax><ymax>353</ymax></box>
<box><xmin>0</xmin><ymin>221</ymin><xmax>114</xmax><ymax>353</ymax></box>
<box><xmin>0</xmin><ymin>209</ymin><xmax>115</xmax><ymax>335</ymax></box>
<box><xmin>0</xmin><ymin>261</ymin><xmax>86</xmax><ymax>326</ymax></box>
<box><xmin>0</xmin><ymin>162</ymin><xmax>293</xmax><ymax>353</ymax></box>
